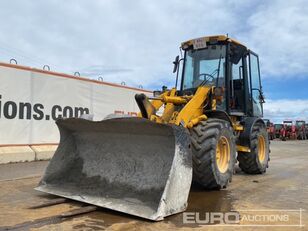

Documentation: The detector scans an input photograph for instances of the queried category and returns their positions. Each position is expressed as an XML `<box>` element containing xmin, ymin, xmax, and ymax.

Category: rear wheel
<box><xmin>190</xmin><ymin>119</ymin><xmax>236</xmax><ymax>189</ymax></box>
<box><xmin>237</xmin><ymin>122</ymin><xmax>269</xmax><ymax>174</ymax></box>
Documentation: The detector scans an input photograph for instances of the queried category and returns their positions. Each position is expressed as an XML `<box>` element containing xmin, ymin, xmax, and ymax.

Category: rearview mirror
<box><xmin>173</xmin><ymin>55</ymin><xmax>179</xmax><ymax>73</ymax></box>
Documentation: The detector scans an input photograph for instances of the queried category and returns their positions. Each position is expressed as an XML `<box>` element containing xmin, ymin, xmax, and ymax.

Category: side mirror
<box><xmin>173</xmin><ymin>55</ymin><xmax>180</xmax><ymax>73</ymax></box>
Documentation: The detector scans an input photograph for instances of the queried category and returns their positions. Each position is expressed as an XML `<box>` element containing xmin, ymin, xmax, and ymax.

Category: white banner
<box><xmin>0</xmin><ymin>63</ymin><xmax>152</xmax><ymax>145</ymax></box>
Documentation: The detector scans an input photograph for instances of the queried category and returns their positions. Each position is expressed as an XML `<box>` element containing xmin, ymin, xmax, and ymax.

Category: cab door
<box><xmin>248</xmin><ymin>51</ymin><xmax>264</xmax><ymax>117</ymax></box>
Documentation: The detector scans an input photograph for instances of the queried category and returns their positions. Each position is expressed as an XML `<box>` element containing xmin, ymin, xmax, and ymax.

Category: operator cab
<box><xmin>177</xmin><ymin>35</ymin><xmax>264</xmax><ymax>118</ymax></box>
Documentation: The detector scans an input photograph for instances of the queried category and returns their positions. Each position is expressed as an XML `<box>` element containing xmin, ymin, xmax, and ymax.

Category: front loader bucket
<box><xmin>36</xmin><ymin>117</ymin><xmax>192</xmax><ymax>221</ymax></box>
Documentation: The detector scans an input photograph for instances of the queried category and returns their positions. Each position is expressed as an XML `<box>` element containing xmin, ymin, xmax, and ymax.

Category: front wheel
<box><xmin>190</xmin><ymin>119</ymin><xmax>236</xmax><ymax>189</ymax></box>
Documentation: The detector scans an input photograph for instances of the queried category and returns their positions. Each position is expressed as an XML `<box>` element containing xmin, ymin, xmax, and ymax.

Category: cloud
<box><xmin>264</xmin><ymin>99</ymin><xmax>308</xmax><ymax>123</ymax></box>
<box><xmin>241</xmin><ymin>0</ymin><xmax>308</xmax><ymax>78</ymax></box>
<box><xmin>0</xmin><ymin>1</ymin><xmax>307</xmax><ymax>98</ymax></box>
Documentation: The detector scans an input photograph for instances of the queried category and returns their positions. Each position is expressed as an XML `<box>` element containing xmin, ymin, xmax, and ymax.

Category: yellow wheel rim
<box><xmin>216</xmin><ymin>136</ymin><xmax>230</xmax><ymax>173</ymax></box>
<box><xmin>258</xmin><ymin>135</ymin><xmax>266</xmax><ymax>163</ymax></box>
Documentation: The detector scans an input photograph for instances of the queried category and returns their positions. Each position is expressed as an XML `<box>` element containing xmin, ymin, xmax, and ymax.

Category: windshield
<box><xmin>182</xmin><ymin>45</ymin><xmax>226</xmax><ymax>90</ymax></box>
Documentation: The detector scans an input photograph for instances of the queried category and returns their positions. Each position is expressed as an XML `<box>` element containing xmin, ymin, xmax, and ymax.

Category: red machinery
<box><xmin>274</xmin><ymin>124</ymin><xmax>283</xmax><ymax>139</ymax></box>
<box><xmin>263</xmin><ymin>119</ymin><xmax>275</xmax><ymax>140</ymax></box>
<box><xmin>281</xmin><ymin>120</ymin><xmax>297</xmax><ymax>140</ymax></box>
<box><xmin>268</xmin><ymin>122</ymin><xmax>275</xmax><ymax>140</ymax></box>
<box><xmin>296</xmin><ymin>120</ymin><xmax>306</xmax><ymax>140</ymax></box>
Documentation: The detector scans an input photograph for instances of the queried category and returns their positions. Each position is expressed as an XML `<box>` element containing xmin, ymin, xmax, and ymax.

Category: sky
<box><xmin>0</xmin><ymin>0</ymin><xmax>307</xmax><ymax>123</ymax></box>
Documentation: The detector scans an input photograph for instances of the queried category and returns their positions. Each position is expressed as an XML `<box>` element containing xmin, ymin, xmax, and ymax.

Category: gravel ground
<box><xmin>0</xmin><ymin>140</ymin><xmax>307</xmax><ymax>230</ymax></box>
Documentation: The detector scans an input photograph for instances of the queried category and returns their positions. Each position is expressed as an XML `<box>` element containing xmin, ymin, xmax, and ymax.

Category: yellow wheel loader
<box><xmin>36</xmin><ymin>35</ymin><xmax>270</xmax><ymax>221</ymax></box>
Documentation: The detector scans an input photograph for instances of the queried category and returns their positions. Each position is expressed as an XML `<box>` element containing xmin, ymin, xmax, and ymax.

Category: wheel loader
<box><xmin>36</xmin><ymin>35</ymin><xmax>270</xmax><ymax>221</ymax></box>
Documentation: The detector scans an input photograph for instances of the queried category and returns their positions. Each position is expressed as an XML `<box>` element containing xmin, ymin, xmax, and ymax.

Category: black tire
<box><xmin>237</xmin><ymin>122</ymin><xmax>270</xmax><ymax>174</ymax></box>
<box><xmin>190</xmin><ymin>119</ymin><xmax>236</xmax><ymax>189</ymax></box>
